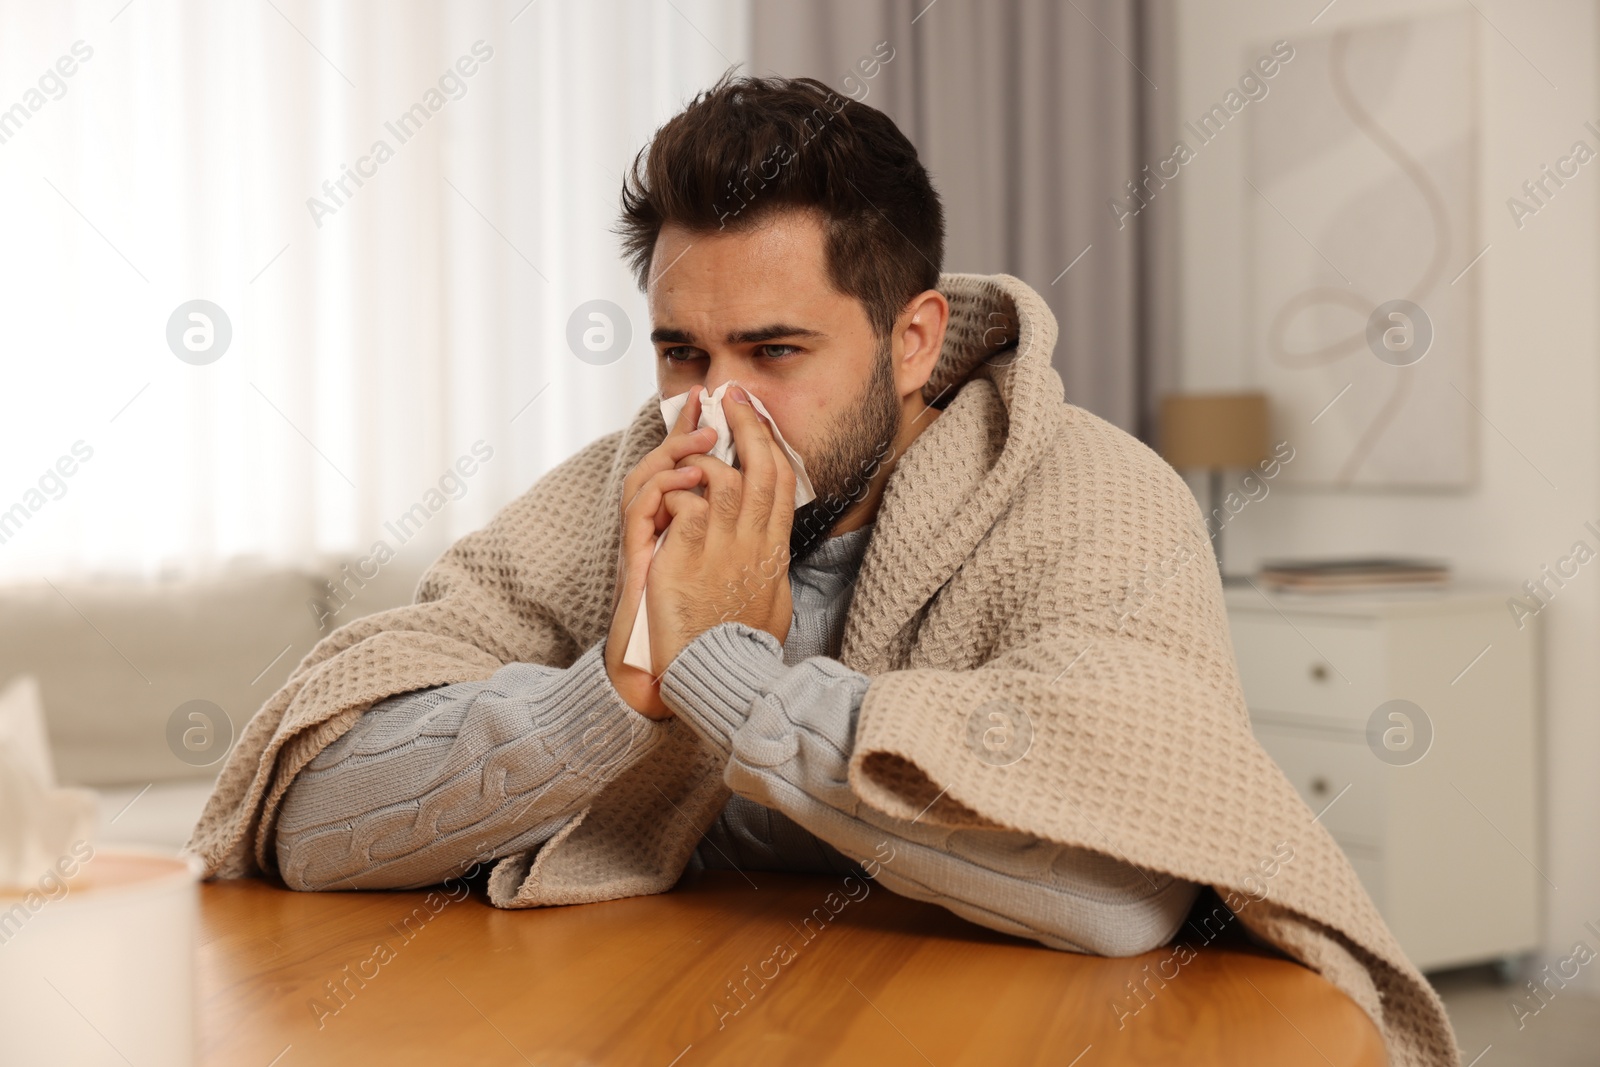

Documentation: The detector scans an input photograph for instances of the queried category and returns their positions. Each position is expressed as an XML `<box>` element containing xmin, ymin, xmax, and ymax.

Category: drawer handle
<box><xmin>1309</xmin><ymin>663</ymin><xmax>1329</xmax><ymax>682</ymax></box>
<box><xmin>1309</xmin><ymin>776</ymin><xmax>1331</xmax><ymax>797</ymax></box>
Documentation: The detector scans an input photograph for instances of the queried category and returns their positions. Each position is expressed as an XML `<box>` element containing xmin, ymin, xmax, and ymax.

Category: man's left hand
<box><xmin>646</xmin><ymin>383</ymin><xmax>797</xmax><ymax>682</ymax></box>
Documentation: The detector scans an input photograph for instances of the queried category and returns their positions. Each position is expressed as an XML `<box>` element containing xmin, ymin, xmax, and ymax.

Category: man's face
<box><xmin>648</xmin><ymin>209</ymin><xmax>905</xmax><ymax>561</ymax></box>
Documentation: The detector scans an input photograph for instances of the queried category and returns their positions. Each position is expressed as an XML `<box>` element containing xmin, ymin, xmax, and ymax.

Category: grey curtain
<box><xmin>750</xmin><ymin>0</ymin><xmax>1177</xmax><ymax>442</ymax></box>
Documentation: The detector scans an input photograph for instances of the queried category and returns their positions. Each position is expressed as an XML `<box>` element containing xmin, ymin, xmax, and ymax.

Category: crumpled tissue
<box><xmin>622</xmin><ymin>380</ymin><xmax>815</xmax><ymax>676</ymax></box>
<box><xmin>0</xmin><ymin>675</ymin><xmax>96</xmax><ymax>890</ymax></box>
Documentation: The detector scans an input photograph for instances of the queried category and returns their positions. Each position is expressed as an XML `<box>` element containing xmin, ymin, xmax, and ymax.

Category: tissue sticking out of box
<box><xmin>622</xmin><ymin>381</ymin><xmax>816</xmax><ymax>676</ymax></box>
<box><xmin>0</xmin><ymin>675</ymin><xmax>97</xmax><ymax>891</ymax></box>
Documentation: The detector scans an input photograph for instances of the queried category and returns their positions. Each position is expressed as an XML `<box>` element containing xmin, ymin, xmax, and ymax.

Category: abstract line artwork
<box><xmin>1247</xmin><ymin>11</ymin><xmax>1478</xmax><ymax>488</ymax></box>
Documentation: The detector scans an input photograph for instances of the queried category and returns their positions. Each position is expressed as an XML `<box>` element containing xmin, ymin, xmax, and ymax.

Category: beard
<box><xmin>786</xmin><ymin>337</ymin><xmax>902</xmax><ymax>566</ymax></box>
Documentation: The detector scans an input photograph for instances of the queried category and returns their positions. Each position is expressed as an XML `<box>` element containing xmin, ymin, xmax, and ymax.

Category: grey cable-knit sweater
<box><xmin>275</xmin><ymin>521</ymin><xmax>1200</xmax><ymax>956</ymax></box>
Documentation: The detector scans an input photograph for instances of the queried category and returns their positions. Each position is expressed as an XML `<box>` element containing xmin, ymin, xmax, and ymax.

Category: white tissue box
<box><xmin>0</xmin><ymin>846</ymin><xmax>200</xmax><ymax>1066</ymax></box>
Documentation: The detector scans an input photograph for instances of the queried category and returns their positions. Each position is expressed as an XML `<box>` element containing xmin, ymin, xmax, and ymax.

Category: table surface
<box><xmin>198</xmin><ymin>870</ymin><xmax>1386</xmax><ymax>1067</ymax></box>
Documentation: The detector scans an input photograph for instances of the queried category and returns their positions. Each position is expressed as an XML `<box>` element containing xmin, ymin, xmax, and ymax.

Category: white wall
<box><xmin>1169</xmin><ymin>0</ymin><xmax>1599</xmax><ymax>986</ymax></box>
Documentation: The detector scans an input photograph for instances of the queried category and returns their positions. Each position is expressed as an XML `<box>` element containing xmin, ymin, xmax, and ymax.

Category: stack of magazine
<box><xmin>1257</xmin><ymin>557</ymin><xmax>1451</xmax><ymax>593</ymax></box>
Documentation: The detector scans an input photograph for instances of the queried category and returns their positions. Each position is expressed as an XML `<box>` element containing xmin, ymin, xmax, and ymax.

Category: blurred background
<box><xmin>1</xmin><ymin>0</ymin><xmax>1595</xmax><ymax>1059</ymax></box>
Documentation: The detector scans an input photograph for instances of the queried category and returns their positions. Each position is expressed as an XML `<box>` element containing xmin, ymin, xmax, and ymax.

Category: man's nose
<box><xmin>700</xmin><ymin>369</ymin><xmax>742</xmax><ymax>399</ymax></box>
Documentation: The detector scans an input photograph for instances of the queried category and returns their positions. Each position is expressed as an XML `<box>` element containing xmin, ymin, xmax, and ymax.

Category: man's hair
<box><xmin>617</xmin><ymin>71</ymin><xmax>944</xmax><ymax>340</ymax></box>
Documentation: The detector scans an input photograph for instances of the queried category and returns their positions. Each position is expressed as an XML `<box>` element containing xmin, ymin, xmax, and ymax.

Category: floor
<box><xmin>1434</xmin><ymin>962</ymin><xmax>1600</xmax><ymax>1066</ymax></box>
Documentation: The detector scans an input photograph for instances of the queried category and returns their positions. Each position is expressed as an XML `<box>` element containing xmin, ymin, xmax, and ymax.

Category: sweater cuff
<box><xmin>543</xmin><ymin>638</ymin><xmax>671</xmax><ymax>779</ymax></box>
<box><xmin>659</xmin><ymin>622</ymin><xmax>789</xmax><ymax>757</ymax></box>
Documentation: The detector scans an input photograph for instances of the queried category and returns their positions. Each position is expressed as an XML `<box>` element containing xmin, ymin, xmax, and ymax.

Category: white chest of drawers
<box><xmin>1224</xmin><ymin>582</ymin><xmax>1542</xmax><ymax>972</ymax></box>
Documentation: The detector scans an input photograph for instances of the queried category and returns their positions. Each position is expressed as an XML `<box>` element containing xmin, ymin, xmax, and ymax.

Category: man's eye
<box><xmin>660</xmin><ymin>344</ymin><xmax>797</xmax><ymax>361</ymax></box>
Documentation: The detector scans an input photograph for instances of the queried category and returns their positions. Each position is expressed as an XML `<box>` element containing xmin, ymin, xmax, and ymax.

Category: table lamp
<box><xmin>1158</xmin><ymin>392</ymin><xmax>1270</xmax><ymax>584</ymax></box>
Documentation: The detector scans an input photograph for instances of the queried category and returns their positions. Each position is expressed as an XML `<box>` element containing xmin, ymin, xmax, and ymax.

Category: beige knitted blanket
<box><xmin>185</xmin><ymin>272</ymin><xmax>1457</xmax><ymax>1065</ymax></box>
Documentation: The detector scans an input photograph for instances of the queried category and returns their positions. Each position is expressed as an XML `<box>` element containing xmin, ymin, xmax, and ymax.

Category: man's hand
<box><xmin>647</xmin><ymin>383</ymin><xmax>796</xmax><ymax>689</ymax></box>
<box><xmin>605</xmin><ymin>385</ymin><xmax>716</xmax><ymax>720</ymax></box>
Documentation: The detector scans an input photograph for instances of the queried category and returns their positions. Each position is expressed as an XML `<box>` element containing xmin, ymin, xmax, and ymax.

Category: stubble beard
<box><xmin>787</xmin><ymin>337</ymin><xmax>902</xmax><ymax>566</ymax></box>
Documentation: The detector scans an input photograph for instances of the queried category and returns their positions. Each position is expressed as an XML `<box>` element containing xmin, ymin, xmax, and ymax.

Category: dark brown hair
<box><xmin>617</xmin><ymin>70</ymin><xmax>944</xmax><ymax>340</ymax></box>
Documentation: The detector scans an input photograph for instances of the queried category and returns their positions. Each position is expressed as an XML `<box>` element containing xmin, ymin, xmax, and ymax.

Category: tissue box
<box><xmin>0</xmin><ymin>847</ymin><xmax>200</xmax><ymax>1066</ymax></box>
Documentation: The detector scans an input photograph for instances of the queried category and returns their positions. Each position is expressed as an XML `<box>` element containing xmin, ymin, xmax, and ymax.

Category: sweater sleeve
<box><xmin>273</xmin><ymin>638</ymin><xmax>670</xmax><ymax>892</ymax></box>
<box><xmin>659</xmin><ymin>622</ymin><xmax>1204</xmax><ymax>957</ymax></box>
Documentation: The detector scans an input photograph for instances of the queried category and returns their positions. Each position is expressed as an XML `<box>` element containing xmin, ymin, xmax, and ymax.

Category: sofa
<box><xmin>0</xmin><ymin>558</ymin><xmax>424</xmax><ymax>852</ymax></box>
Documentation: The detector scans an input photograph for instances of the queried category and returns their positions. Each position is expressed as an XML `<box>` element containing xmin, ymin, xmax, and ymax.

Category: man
<box><xmin>262</xmin><ymin>72</ymin><xmax>1198</xmax><ymax>956</ymax></box>
<box><xmin>187</xmin><ymin>74</ymin><xmax>1457</xmax><ymax>1062</ymax></box>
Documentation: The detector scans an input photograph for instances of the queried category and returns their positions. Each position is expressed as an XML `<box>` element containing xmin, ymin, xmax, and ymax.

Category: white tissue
<box><xmin>0</xmin><ymin>675</ymin><xmax>96</xmax><ymax>890</ymax></box>
<box><xmin>622</xmin><ymin>381</ymin><xmax>816</xmax><ymax>675</ymax></box>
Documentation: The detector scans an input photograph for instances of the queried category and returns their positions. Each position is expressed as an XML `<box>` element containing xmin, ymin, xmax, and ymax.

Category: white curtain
<box><xmin>0</xmin><ymin>0</ymin><xmax>748</xmax><ymax>580</ymax></box>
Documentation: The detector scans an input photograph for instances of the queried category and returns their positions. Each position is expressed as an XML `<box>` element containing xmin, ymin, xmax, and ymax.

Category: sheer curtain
<box><xmin>0</xmin><ymin>0</ymin><xmax>748</xmax><ymax>580</ymax></box>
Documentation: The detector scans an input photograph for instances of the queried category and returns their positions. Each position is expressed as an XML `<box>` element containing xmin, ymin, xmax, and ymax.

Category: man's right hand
<box><xmin>605</xmin><ymin>385</ymin><xmax>715</xmax><ymax>719</ymax></box>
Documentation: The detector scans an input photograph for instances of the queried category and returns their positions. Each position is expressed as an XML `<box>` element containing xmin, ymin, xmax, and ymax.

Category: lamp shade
<box><xmin>1159</xmin><ymin>392</ymin><xmax>1270</xmax><ymax>470</ymax></box>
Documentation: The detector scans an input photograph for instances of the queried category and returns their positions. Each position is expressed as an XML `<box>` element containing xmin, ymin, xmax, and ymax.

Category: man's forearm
<box><xmin>274</xmin><ymin>639</ymin><xmax>669</xmax><ymax>891</ymax></box>
<box><xmin>659</xmin><ymin>622</ymin><xmax>1202</xmax><ymax>957</ymax></box>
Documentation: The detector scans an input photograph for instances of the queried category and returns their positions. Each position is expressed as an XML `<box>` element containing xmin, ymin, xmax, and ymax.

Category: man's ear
<box><xmin>894</xmin><ymin>289</ymin><xmax>950</xmax><ymax>393</ymax></box>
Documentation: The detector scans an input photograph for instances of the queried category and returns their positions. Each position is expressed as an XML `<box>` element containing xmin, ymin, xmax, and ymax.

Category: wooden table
<box><xmin>198</xmin><ymin>869</ymin><xmax>1385</xmax><ymax>1066</ymax></box>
